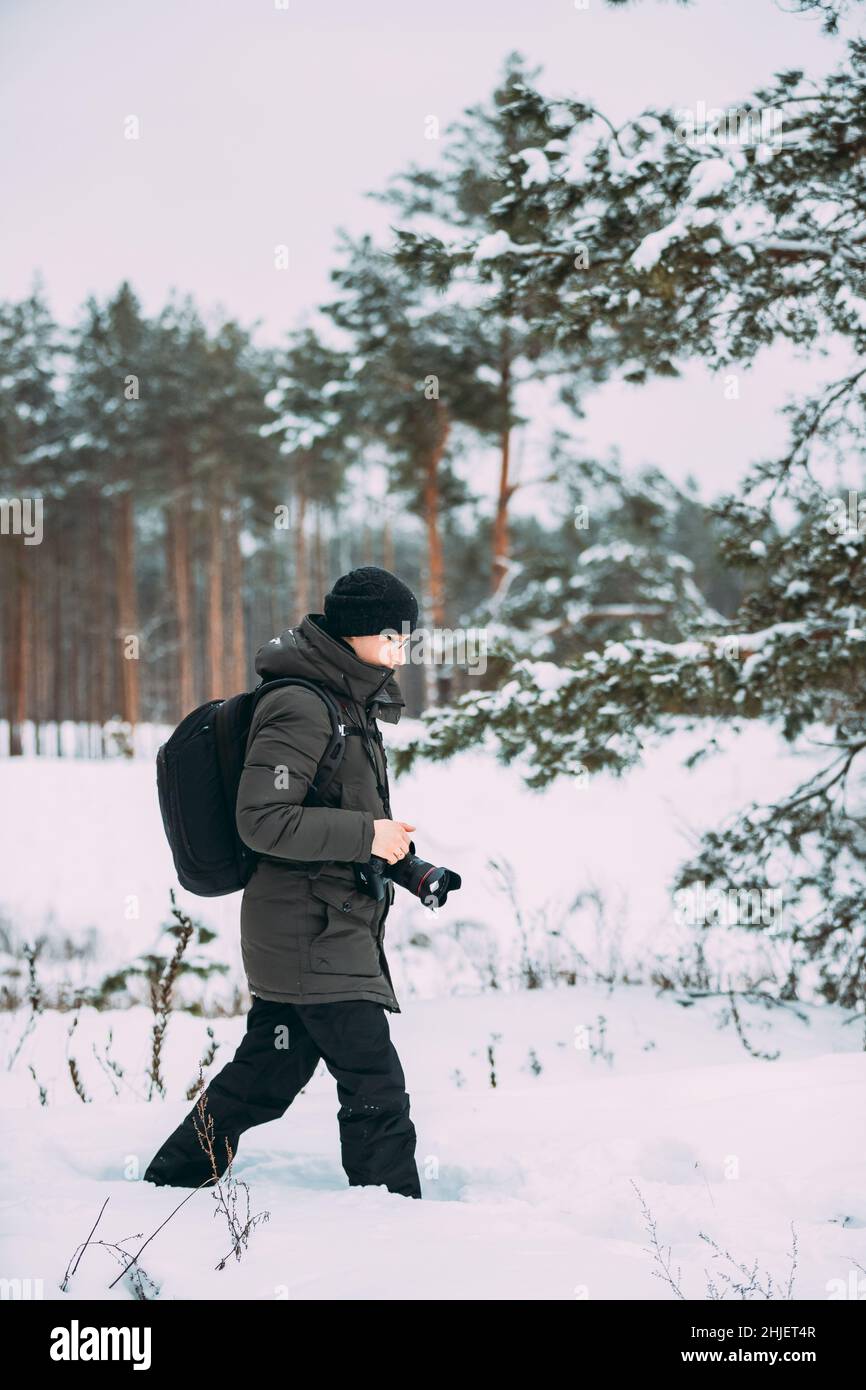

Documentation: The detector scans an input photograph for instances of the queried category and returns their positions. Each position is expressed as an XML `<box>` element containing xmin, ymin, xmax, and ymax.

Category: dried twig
<box><xmin>189</xmin><ymin>1091</ymin><xmax>270</xmax><ymax>1269</ymax></box>
<box><xmin>106</xmin><ymin>1180</ymin><xmax>214</xmax><ymax>1291</ymax></box>
<box><xmin>631</xmin><ymin>1180</ymin><xmax>686</xmax><ymax>1299</ymax></box>
<box><xmin>148</xmin><ymin>892</ymin><xmax>195</xmax><ymax>1100</ymax></box>
<box><xmin>6</xmin><ymin>942</ymin><xmax>45</xmax><ymax>1070</ymax></box>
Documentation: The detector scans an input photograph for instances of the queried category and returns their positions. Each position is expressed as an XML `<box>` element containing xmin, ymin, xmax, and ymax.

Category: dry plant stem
<box><xmin>62</xmin><ymin>1195</ymin><xmax>110</xmax><ymax>1288</ymax></box>
<box><xmin>106</xmin><ymin>1179</ymin><xmax>216</xmax><ymax>1291</ymax></box>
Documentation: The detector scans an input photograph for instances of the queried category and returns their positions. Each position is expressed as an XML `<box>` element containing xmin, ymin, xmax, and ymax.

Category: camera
<box><xmin>353</xmin><ymin>841</ymin><xmax>462</xmax><ymax>910</ymax></box>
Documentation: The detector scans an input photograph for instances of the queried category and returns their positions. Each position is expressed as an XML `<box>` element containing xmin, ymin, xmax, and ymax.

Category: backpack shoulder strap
<box><xmin>248</xmin><ymin>676</ymin><xmax>347</xmax><ymax>805</ymax></box>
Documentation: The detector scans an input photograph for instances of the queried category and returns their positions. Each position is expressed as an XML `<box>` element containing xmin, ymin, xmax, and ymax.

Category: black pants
<box><xmin>143</xmin><ymin>995</ymin><xmax>422</xmax><ymax>1199</ymax></box>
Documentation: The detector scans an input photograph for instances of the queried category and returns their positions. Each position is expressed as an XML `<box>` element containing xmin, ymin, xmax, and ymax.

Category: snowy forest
<box><xmin>2</xmin><ymin>0</ymin><xmax>866</xmax><ymax>1315</ymax></box>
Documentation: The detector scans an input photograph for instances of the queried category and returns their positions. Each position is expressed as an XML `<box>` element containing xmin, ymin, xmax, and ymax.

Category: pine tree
<box><xmin>0</xmin><ymin>282</ymin><xmax>64</xmax><ymax>754</ymax></box>
<box><xmin>324</xmin><ymin>233</ymin><xmax>502</xmax><ymax>700</ymax></box>
<box><xmin>145</xmin><ymin>295</ymin><xmax>212</xmax><ymax>716</ymax></box>
<box><xmin>66</xmin><ymin>283</ymin><xmax>155</xmax><ymax>728</ymax></box>
<box><xmin>378</xmin><ymin>52</ymin><xmax>602</xmax><ymax>594</ymax></box>
<box><xmin>391</xmin><ymin>18</ymin><xmax>866</xmax><ymax>1003</ymax></box>
<box><xmin>268</xmin><ymin>327</ymin><xmax>358</xmax><ymax>622</ymax></box>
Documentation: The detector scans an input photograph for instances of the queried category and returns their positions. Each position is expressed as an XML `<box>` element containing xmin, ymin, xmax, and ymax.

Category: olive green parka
<box><xmin>236</xmin><ymin>613</ymin><xmax>405</xmax><ymax>1012</ymax></box>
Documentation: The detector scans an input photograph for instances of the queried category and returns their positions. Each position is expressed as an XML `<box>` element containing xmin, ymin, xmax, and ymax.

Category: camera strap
<box><xmin>337</xmin><ymin>699</ymin><xmax>393</xmax><ymax>819</ymax></box>
<box><xmin>361</xmin><ymin>722</ymin><xmax>392</xmax><ymax>819</ymax></box>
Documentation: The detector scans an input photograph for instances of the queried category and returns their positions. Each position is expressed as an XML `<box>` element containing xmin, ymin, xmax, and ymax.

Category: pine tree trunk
<box><xmin>115</xmin><ymin>489</ymin><xmax>140</xmax><ymax>726</ymax></box>
<box><xmin>423</xmin><ymin>402</ymin><xmax>451</xmax><ymax>704</ymax></box>
<box><xmin>166</xmin><ymin>469</ymin><xmax>195</xmax><ymax>716</ymax></box>
<box><xmin>68</xmin><ymin>500</ymin><xmax>81</xmax><ymax>727</ymax></box>
<box><xmin>91</xmin><ymin>494</ymin><xmax>109</xmax><ymax>728</ymax></box>
<box><xmin>207</xmin><ymin>488</ymin><xmax>225</xmax><ymax>700</ymax></box>
<box><xmin>295</xmin><ymin>481</ymin><xmax>309</xmax><ymax>620</ymax></box>
<box><xmin>313</xmin><ymin>502</ymin><xmax>326</xmax><ymax>609</ymax></box>
<box><xmin>0</xmin><ymin>544</ymin><xmax>8</xmax><ymax>746</ymax></box>
<box><xmin>226</xmin><ymin>498</ymin><xmax>247</xmax><ymax>691</ymax></box>
<box><xmin>491</xmin><ymin>339</ymin><xmax>513</xmax><ymax>594</ymax></box>
<box><xmin>9</xmin><ymin>550</ymin><xmax>31</xmax><ymax>756</ymax></box>
<box><xmin>84</xmin><ymin>517</ymin><xmax>95</xmax><ymax>745</ymax></box>
<box><xmin>53</xmin><ymin>531</ymin><xmax>64</xmax><ymax>755</ymax></box>
<box><xmin>32</xmin><ymin>553</ymin><xmax>42</xmax><ymax>755</ymax></box>
<box><xmin>419</xmin><ymin>577</ymin><xmax>437</xmax><ymax>712</ymax></box>
<box><xmin>264</xmin><ymin>543</ymin><xmax>278</xmax><ymax>638</ymax></box>
<box><xmin>424</xmin><ymin>407</ymin><xmax>449</xmax><ymax>629</ymax></box>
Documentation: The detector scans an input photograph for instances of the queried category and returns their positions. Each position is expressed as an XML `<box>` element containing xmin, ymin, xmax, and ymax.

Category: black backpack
<box><xmin>156</xmin><ymin>677</ymin><xmax>347</xmax><ymax>897</ymax></box>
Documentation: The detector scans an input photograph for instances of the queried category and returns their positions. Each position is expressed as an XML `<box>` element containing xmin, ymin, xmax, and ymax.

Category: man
<box><xmin>144</xmin><ymin>566</ymin><xmax>423</xmax><ymax>1200</ymax></box>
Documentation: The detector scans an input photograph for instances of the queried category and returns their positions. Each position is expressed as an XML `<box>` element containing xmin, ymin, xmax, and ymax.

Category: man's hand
<box><xmin>372</xmin><ymin>819</ymin><xmax>416</xmax><ymax>865</ymax></box>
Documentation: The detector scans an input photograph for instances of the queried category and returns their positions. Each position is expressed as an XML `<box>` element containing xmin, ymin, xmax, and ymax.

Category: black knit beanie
<box><xmin>323</xmin><ymin>565</ymin><xmax>419</xmax><ymax>637</ymax></box>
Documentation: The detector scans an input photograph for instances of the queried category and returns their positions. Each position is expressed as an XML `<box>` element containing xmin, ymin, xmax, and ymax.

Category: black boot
<box><xmin>143</xmin><ymin>1107</ymin><xmax>239</xmax><ymax>1189</ymax></box>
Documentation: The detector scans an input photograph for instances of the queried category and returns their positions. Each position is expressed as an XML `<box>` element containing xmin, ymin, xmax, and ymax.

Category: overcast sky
<box><xmin>1</xmin><ymin>0</ymin><xmax>856</xmax><ymax>502</ymax></box>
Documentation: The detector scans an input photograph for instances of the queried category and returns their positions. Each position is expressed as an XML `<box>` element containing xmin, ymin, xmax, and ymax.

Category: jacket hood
<box><xmin>254</xmin><ymin>613</ymin><xmax>405</xmax><ymax>723</ymax></box>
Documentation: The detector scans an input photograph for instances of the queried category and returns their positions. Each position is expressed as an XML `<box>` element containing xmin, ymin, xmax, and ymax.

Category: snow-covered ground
<box><xmin>0</xmin><ymin>718</ymin><xmax>839</xmax><ymax>1003</ymax></box>
<box><xmin>3</xmin><ymin>989</ymin><xmax>865</xmax><ymax>1300</ymax></box>
<box><xmin>1</xmin><ymin>722</ymin><xmax>865</xmax><ymax>1299</ymax></box>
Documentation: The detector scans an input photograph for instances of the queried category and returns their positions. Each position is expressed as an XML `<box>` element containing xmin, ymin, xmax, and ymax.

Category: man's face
<box><xmin>346</xmin><ymin>631</ymin><xmax>410</xmax><ymax>669</ymax></box>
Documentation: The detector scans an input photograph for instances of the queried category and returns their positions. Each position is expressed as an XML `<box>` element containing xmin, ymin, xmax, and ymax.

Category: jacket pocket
<box><xmin>307</xmin><ymin>875</ymin><xmax>381</xmax><ymax>977</ymax></box>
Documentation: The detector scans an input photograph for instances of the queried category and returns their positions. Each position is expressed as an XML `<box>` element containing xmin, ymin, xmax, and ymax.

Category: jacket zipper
<box><xmin>338</xmin><ymin>671</ymin><xmax>396</xmax><ymax>815</ymax></box>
